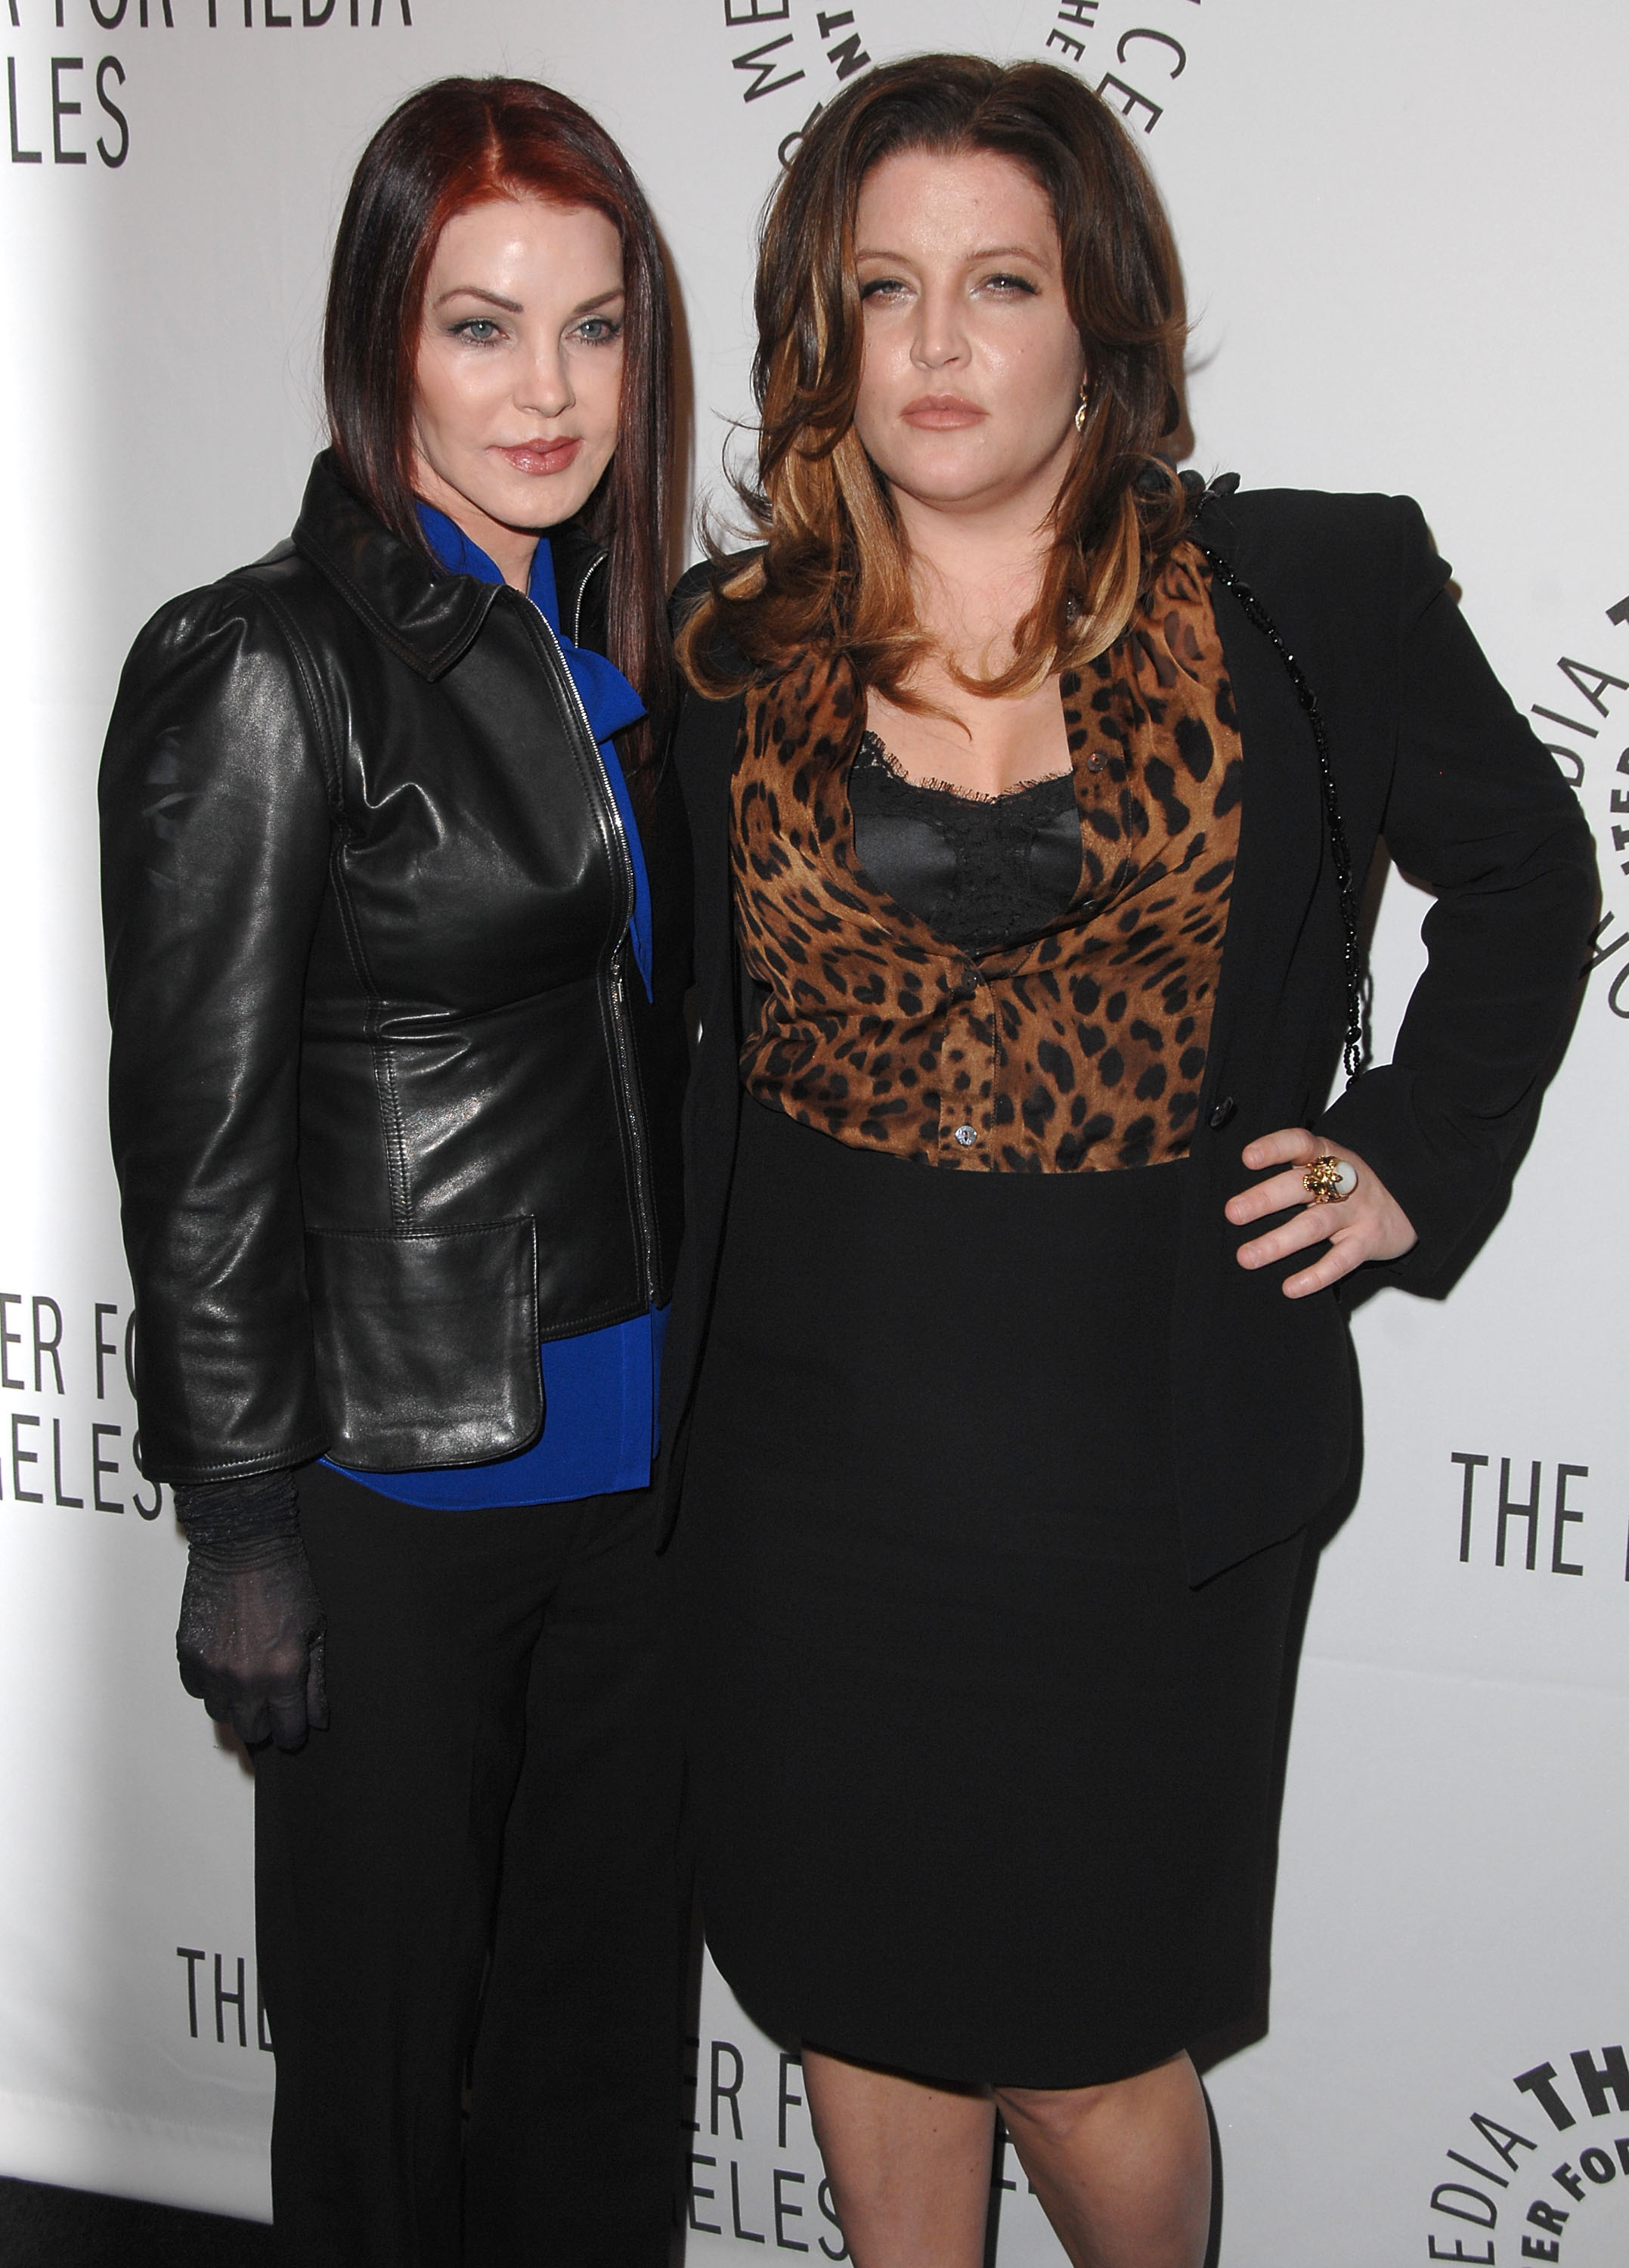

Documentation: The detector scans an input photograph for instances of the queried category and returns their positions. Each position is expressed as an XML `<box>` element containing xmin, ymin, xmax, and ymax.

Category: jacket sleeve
<box><xmin>100</xmin><ymin>582</ymin><xmax>336</xmax><ymax>1480</ymax></box>
<box><xmin>1318</xmin><ymin>500</ymin><xmax>1598</xmax><ymax>1278</ymax></box>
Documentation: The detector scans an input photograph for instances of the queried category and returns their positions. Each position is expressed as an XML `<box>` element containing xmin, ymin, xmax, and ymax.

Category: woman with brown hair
<box><xmin>101</xmin><ymin>76</ymin><xmax>690</xmax><ymax>2266</ymax></box>
<box><xmin>664</xmin><ymin>52</ymin><xmax>1593</xmax><ymax>2268</ymax></box>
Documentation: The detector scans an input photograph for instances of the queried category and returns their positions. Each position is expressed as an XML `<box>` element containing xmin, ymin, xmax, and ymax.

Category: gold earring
<box><xmin>1074</xmin><ymin>378</ymin><xmax>1089</xmax><ymax>434</ymax></box>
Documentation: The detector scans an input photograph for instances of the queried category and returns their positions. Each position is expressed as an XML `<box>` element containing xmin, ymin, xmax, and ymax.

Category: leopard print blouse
<box><xmin>731</xmin><ymin>542</ymin><xmax>1244</xmax><ymax>1173</ymax></box>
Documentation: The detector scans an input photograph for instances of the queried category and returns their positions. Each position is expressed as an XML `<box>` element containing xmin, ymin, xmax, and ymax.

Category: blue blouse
<box><xmin>329</xmin><ymin>507</ymin><xmax>667</xmax><ymax>1508</ymax></box>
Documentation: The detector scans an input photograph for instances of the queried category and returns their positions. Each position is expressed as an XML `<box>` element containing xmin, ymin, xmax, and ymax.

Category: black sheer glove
<box><xmin>173</xmin><ymin>1469</ymin><xmax>328</xmax><ymax>1751</ymax></box>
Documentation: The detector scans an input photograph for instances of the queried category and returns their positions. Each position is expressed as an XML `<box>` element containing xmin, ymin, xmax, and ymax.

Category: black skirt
<box><xmin>679</xmin><ymin>1098</ymin><xmax>1304</xmax><ymax>2090</ymax></box>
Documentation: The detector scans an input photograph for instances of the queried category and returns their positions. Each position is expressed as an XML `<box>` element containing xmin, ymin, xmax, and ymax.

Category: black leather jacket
<box><xmin>101</xmin><ymin>454</ymin><xmax>690</xmax><ymax>1485</ymax></box>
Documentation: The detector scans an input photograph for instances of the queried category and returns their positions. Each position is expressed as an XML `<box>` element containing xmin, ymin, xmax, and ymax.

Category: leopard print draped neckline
<box><xmin>730</xmin><ymin>541</ymin><xmax>1244</xmax><ymax>1173</ymax></box>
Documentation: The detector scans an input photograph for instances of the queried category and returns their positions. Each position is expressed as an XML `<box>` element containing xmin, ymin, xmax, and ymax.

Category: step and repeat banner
<box><xmin>0</xmin><ymin>1</ymin><xmax>1624</xmax><ymax>2258</ymax></box>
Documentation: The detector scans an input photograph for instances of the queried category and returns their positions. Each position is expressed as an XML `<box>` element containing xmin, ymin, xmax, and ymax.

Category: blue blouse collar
<box><xmin>414</xmin><ymin>501</ymin><xmax>645</xmax><ymax>746</ymax></box>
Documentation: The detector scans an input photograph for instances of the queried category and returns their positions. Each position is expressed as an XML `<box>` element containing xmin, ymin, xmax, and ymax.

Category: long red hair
<box><xmin>324</xmin><ymin>76</ymin><xmax>676</xmax><ymax>782</ymax></box>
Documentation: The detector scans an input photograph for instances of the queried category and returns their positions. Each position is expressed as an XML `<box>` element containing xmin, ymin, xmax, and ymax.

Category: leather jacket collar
<box><xmin>291</xmin><ymin>450</ymin><xmax>609</xmax><ymax>681</ymax></box>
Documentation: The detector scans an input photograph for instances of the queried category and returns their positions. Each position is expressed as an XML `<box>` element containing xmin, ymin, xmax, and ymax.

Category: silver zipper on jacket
<box><xmin>571</xmin><ymin>549</ymin><xmax>606</xmax><ymax>645</ymax></box>
<box><xmin>608</xmin><ymin>935</ymin><xmax>661</xmax><ymax>1306</ymax></box>
<box><xmin>518</xmin><ymin>582</ymin><xmax>661</xmax><ymax>1307</ymax></box>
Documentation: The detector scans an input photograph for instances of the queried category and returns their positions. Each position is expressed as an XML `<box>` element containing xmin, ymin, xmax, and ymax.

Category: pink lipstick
<box><xmin>496</xmin><ymin>436</ymin><xmax>583</xmax><ymax>476</ymax></box>
<box><xmin>900</xmin><ymin>394</ymin><xmax>986</xmax><ymax>429</ymax></box>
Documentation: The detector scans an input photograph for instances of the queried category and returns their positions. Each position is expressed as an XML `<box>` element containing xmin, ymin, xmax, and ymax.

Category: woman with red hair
<box><xmin>101</xmin><ymin>78</ymin><xmax>689</xmax><ymax>2264</ymax></box>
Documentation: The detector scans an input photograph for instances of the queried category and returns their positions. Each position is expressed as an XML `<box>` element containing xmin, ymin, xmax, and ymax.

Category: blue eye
<box><xmin>452</xmin><ymin>318</ymin><xmax>501</xmax><ymax>343</ymax></box>
<box><xmin>574</xmin><ymin>316</ymin><xmax>624</xmax><ymax>345</ymax></box>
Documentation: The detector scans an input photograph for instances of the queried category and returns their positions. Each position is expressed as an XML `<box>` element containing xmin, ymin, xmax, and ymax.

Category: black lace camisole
<box><xmin>847</xmin><ymin>730</ymin><xmax>1082</xmax><ymax>958</ymax></box>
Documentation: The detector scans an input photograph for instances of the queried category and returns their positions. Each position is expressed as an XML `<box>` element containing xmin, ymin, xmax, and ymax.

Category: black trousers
<box><xmin>255</xmin><ymin>1460</ymin><xmax>688</xmax><ymax>2268</ymax></box>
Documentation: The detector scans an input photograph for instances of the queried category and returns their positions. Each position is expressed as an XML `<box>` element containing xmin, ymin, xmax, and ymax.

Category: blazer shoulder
<box><xmin>669</xmin><ymin>547</ymin><xmax>763</xmax><ymax>628</ymax></box>
<box><xmin>670</xmin><ymin>549</ymin><xmax>763</xmax><ymax>706</ymax></box>
<box><xmin>1196</xmin><ymin>481</ymin><xmax>1435</xmax><ymax>578</ymax></box>
<box><xmin>1193</xmin><ymin>482</ymin><xmax>1447</xmax><ymax>639</ymax></box>
<box><xmin>670</xmin><ymin>555</ymin><xmax>717</xmax><ymax>624</ymax></box>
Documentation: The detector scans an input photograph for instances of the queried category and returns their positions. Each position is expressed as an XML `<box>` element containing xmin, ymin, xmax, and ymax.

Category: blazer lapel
<box><xmin>673</xmin><ymin>685</ymin><xmax>747</xmax><ymax>1043</ymax></box>
<box><xmin>1194</xmin><ymin>504</ymin><xmax>1330</xmax><ymax>1100</ymax></box>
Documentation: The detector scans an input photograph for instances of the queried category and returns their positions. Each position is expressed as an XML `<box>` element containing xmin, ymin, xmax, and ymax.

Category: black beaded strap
<box><xmin>1194</xmin><ymin>541</ymin><xmax>1368</xmax><ymax>1086</ymax></box>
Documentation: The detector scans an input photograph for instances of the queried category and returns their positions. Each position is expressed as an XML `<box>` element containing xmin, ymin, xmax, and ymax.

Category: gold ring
<box><xmin>1302</xmin><ymin>1154</ymin><xmax>1357</xmax><ymax>1205</ymax></box>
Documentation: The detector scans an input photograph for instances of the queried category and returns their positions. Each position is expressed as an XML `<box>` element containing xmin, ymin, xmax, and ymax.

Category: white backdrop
<box><xmin>1</xmin><ymin>2</ymin><xmax>1625</xmax><ymax>2260</ymax></box>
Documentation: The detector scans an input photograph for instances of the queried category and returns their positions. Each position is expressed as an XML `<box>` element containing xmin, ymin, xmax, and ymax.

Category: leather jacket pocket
<box><xmin>305</xmin><ymin>1217</ymin><xmax>541</xmax><ymax>1470</ymax></box>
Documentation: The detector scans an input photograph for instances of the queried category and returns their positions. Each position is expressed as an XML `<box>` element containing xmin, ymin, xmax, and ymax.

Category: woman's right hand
<box><xmin>173</xmin><ymin>1472</ymin><xmax>328</xmax><ymax>1751</ymax></box>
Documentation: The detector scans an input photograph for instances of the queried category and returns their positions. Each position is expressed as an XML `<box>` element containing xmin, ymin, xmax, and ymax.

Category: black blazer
<box><xmin>101</xmin><ymin>454</ymin><xmax>691</xmax><ymax>1485</ymax></box>
<box><xmin>656</xmin><ymin>486</ymin><xmax>1596</xmax><ymax>1583</ymax></box>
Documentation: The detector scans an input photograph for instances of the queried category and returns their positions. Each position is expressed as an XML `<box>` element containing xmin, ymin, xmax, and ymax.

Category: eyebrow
<box><xmin>435</xmin><ymin>286</ymin><xmax>522</xmax><ymax>311</ymax></box>
<box><xmin>854</xmin><ymin>243</ymin><xmax>1047</xmax><ymax>265</ymax></box>
<box><xmin>432</xmin><ymin>284</ymin><xmax>627</xmax><ymax>314</ymax></box>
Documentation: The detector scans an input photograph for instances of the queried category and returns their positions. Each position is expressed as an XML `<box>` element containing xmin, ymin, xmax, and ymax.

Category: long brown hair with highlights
<box><xmin>677</xmin><ymin>54</ymin><xmax>1189</xmax><ymax>705</ymax></box>
<box><xmin>324</xmin><ymin>76</ymin><xmax>676</xmax><ymax>782</ymax></box>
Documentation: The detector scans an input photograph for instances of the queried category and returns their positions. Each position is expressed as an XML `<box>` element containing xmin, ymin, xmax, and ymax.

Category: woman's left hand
<box><xmin>1225</xmin><ymin>1127</ymin><xmax>1417</xmax><ymax>1297</ymax></box>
